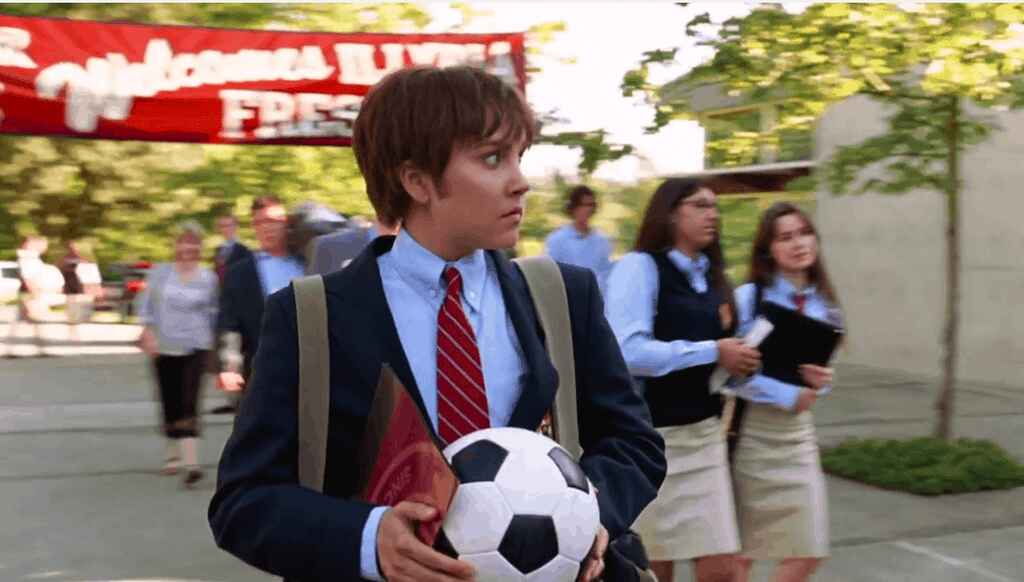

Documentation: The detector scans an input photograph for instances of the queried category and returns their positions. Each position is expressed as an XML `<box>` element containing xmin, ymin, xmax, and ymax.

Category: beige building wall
<box><xmin>815</xmin><ymin>95</ymin><xmax>1024</xmax><ymax>386</ymax></box>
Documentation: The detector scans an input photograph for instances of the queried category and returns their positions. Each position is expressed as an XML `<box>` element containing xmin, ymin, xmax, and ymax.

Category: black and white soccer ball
<box><xmin>438</xmin><ymin>427</ymin><xmax>601</xmax><ymax>581</ymax></box>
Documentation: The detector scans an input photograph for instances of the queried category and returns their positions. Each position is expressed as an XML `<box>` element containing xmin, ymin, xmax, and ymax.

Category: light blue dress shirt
<box><xmin>359</xmin><ymin>230</ymin><xmax>527</xmax><ymax>580</ymax></box>
<box><xmin>254</xmin><ymin>252</ymin><xmax>305</xmax><ymax>298</ymax></box>
<box><xmin>606</xmin><ymin>250</ymin><xmax>720</xmax><ymax>378</ymax></box>
<box><xmin>544</xmin><ymin>224</ymin><xmax>613</xmax><ymax>296</ymax></box>
<box><xmin>732</xmin><ymin>275</ymin><xmax>842</xmax><ymax>410</ymax></box>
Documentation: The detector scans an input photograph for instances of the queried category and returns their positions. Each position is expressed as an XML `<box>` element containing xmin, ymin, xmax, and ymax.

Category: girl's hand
<box><xmin>799</xmin><ymin>364</ymin><xmax>833</xmax><ymax>391</ymax></box>
<box><xmin>793</xmin><ymin>388</ymin><xmax>818</xmax><ymax>413</ymax></box>
<box><xmin>717</xmin><ymin>338</ymin><xmax>761</xmax><ymax>377</ymax></box>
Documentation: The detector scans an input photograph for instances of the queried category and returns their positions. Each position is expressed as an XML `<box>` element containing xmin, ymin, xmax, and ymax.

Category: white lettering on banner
<box><xmin>334</xmin><ymin>42</ymin><xmax>493</xmax><ymax>86</ymax></box>
<box><xmin>35</xmin><ymin>37</ymin><xmax>335</xmax><ymax>133</ymax></box>
<box><xmin>0</xmin><ymin>27</ymin><xmax>37</xmax><ymax>69</ymax></box>
<box><xmin>219</xmin><ymin>89</ymin><xmax>360</xmax><ymax>140</ymax></box>
<box><xmin>407</xmin><ymin>41</ymin><xmax>517</xmax><ymax>87</ymax></box>
<box><xmin>333</xmin><ymin>43</ymin><xmax>405</xmax><ymax>86</ymax></box>
<box><xmin>26</xmin><ymin>34</ymin><xmax>517</xmax><ymax>136</ymax></box>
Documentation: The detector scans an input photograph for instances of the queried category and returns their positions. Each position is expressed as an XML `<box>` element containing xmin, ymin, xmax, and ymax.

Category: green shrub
<box><xmin>821</xmin><ymin>437</ymin><xmax>1024</xmax><ymax>496</ymax></box>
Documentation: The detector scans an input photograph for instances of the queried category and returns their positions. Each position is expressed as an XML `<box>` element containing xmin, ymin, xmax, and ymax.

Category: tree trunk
<box><xmin>934</xmin><ymin>96</ymin><xmax>961</xmax><ymax>441</ymax></box>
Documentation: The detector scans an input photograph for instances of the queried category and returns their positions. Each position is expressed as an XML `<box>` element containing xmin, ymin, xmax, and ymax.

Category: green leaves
<box><xmin>630</xmin><ymin>4</ymin><xmax>1024</xmax><ymax>189</ymax></box>
<box><xmin>535</xmin><ymin>130</ymin><xmax>634</xmax><ymax>177</ymax></box>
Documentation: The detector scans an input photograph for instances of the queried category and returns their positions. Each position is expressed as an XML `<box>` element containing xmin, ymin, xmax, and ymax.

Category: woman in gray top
<box><xmin>136</xmin><ymin>222</ymin><xmax>218</xmax><ymax>488</ymax></box>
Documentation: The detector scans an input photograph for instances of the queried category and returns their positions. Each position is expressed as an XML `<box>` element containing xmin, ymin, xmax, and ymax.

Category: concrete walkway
<box><xmin>1</xmin><ymin>322</ymin><xmax>1023</xmax><ymax>581</ymax></box>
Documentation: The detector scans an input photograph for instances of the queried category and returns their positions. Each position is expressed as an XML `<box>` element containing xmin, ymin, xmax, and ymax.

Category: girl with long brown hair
<box><xmin>730</xmin><ymin>202</ymin><xmax>842</xmax><ymax>582</ymax></box>
<box><xmin>606</xmin><ymin>178</ymin><xmax>760</xmax><ymax>582</ymax></box>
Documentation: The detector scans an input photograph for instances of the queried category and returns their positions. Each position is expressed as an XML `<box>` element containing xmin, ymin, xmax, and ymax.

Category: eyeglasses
<box><xmin>681</xmin><ymin>199</ymin><xmax>719</xmax><ymax>213</ymax></box>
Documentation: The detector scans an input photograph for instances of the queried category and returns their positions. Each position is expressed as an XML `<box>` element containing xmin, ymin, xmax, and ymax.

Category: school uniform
<box><xmin>544</xmin><ymin>224</ymin><xmax>614</xmax><ymax>296</ymax></box>
<box><xmin>730</xmin><ymin>275</ymin><xmax>840</xmax><ymax>559</ymax></box>
<box><xmin>209</xmin><ymin>232</ymin><xmax>666</xmax><ymax>582</ymax></box>
<box><xmin>607</xmin><ymin>250</ymin><xmax>741</xmax><ymax>561</ymax></box>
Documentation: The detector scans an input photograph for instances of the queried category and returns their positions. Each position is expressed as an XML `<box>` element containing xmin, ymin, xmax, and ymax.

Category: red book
<box><xmin>354</xmin><ymin>365</ymin><xmax>459</xmax><ymax>545</ymax></box>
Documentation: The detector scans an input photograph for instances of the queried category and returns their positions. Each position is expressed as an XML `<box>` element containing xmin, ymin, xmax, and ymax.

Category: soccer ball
<box><xmin>437</xmin><ymin>427</ymin><xmax>601</xmax><ymax>581</ymax></box>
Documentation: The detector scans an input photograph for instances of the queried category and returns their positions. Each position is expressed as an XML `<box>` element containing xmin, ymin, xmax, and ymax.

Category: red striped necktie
<box><xmin>792</xmin><ymin>292</ymin><xmax>807</xmax><ymax>314</ymax></box>
<box><xmin>436</xmin><ymin>266</ymin><xmax>490</xmax><ymax>445</ymax></box>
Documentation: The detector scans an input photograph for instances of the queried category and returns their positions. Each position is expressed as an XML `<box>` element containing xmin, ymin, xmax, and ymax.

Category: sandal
<box><xmin>183</xmin><ymin>467</ymin><xmax>204</xmax><ymax>488</ymax></box>
<box><xmin>161</xmin><ymin>457</ymin><xmax>181</xmax><ymax>476</ymax></box>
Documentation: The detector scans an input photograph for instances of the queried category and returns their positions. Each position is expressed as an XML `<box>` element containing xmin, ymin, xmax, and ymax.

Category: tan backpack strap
<box><xmin>513</xmin><ymin>256</ymin><xmax>580</xmax><ymax>459</ymax></box>
<box><xmin>293</xmin><ymin>275</ymin><xmax>329</xmax><ymax>492</ymax></box>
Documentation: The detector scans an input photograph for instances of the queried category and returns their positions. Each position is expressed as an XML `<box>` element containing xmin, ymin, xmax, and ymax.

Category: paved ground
<box><xmin>1</xmin><ymin>318</ymin><xmax>1023</xmax><ymax>581</ymax></box>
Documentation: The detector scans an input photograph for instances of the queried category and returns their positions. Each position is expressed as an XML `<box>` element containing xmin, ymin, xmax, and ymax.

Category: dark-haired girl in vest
<box><xmin>607</xmin><ymin>178</ymin><xmax>760</xmax><ymax>582</ymax></box>
<box><xmin>731</xmin><ymin>202</ymin><xmax>842</xmax><ymax>582</ymax></box>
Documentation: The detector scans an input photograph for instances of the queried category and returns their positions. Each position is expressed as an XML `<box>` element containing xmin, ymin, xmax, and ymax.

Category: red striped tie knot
<box><xmin>443</xmin><ymin>266</ymin><xmax>463</xmax><ymax>296</ymax></box>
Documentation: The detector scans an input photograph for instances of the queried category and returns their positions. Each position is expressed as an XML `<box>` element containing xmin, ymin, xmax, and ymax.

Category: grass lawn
<box><xmin>822</xmin><ymin>437</ymin><xmax>1024</xmax><ymax>496</ymax></box>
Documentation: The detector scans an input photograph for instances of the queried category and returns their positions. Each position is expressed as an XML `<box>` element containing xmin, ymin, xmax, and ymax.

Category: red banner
<box><xmin>0</xmin><ymin>15</ymin><xmax>526</xmax><ymax>146</ymax></box>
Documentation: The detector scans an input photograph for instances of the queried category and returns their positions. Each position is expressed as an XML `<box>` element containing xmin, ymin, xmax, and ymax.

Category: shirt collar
<box><xmin>667</xmin><ymin>249</ymin><xmax>709</xmax><ymax>277</ymax></box>
<box><xmin>567</xmin><ymin>224</ymin><xmax>594</xmax><ymax>240</ymax></box>
<box><xmin>772</xmin><ymin>273</ymin><xmax>817</xmax><ymax>297</ymax></box>
<box><xmin>389</xmin><ymin>229</ymin><xmax>488</xmax><ymax>313</ymax></box>
<box><xmin>256</xmin><ymin>251</ymin><xmax>300</xmax><ymax>264</ymax></box>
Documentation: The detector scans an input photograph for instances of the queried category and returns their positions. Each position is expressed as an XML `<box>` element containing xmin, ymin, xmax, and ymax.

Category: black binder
<box><xmin>757</xmin><ymin>302</ymin><xmax>844</xmax><ymax>386</ymax></box>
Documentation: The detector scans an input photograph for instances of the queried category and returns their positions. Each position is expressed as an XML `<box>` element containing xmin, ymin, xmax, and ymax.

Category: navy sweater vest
<box><xmin>643</xmin><ymin>251</ymin><xmax>728</xmax><ymax>427</ymax></box>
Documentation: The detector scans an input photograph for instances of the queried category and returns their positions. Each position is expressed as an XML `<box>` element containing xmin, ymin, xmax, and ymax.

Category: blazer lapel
<box><xmin>243</xmin><ymin>256</ymin><xmax>265</xmax><ymax>299</ymax></box>
<box><xmin>329</xmin><ymin>236</ymin><xmax>431</xmax><ymax>427</ymax></box>
<box><xmin>490</xmin><ymin>251</ymin><xmax>559</xmax><ymax>431</ymax></box>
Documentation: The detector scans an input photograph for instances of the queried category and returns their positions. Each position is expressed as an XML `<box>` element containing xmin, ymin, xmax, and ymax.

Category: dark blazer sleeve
<box><xmin>564</xmin><ymin>265</ymin><xmax>666</xmax><ymax>538</ymax></box>
<box><xmin>208</xmin><ymin>286</ymin><xmax>376</xmax><ymax>581</ymax></box>
<box><xmin>216</xmin><ymin>261</ymin><xmax>244</xmax><ymax>335</ymax></box>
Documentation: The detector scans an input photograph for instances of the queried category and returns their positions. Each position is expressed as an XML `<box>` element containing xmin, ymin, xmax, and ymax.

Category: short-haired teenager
<box><xmin>544</xmin><ymin>185</ymin><xmax>614</xmax><ymax>295</ymax></box>
<box><xmin>209</xmin><ymin>65</ymin><xmax>666</xmax><ymax>582</ymax></box>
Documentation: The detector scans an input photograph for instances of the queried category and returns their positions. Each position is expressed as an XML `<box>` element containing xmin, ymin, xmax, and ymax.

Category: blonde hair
<box><xmin>174</xmin><ymin>221</ymin><xmax>204</xmax><ymax>243</ymax></box>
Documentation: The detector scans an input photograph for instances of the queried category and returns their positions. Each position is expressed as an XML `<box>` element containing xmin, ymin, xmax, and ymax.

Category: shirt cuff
<box><xmin>360</xmin><ymin>506</ymin><xmax>390</xmax><ymax>581</ymax></box>
<box><xmin>735</xmin><ymin>374</ymin><xmax>802</xmax><ymax>410</ymax></box>
<box><xmin>685</xmin><ymin>340</ymin><xmax>719</xmax><ymax>367</ymax></box>
<box><xmin>778</xmin><ymin>383</ymin><xmax>802</xmax><ymax>410</ymax></box>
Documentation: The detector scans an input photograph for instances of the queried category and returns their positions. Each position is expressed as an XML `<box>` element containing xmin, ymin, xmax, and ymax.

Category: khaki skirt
<box><xmin>732</xmin><ymin>404</ymin><xmax>829</xmax><ymax>559</ymax></box>
<box><xmin>633</xmin><ymin>416</ymin><xmax>741</xmax><ymax>561</ymax></box>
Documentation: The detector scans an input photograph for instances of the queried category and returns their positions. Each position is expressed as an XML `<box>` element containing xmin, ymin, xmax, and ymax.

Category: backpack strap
<box><xmin>293</xmin><ymin>275</ymin><xmax>330</xmax><ymax>492</ymax></box>
<box><xmin>512</xmin><ymin>256</ymin><xmax>581</xmax><ymax>460</ymax></box>
<box><xmin>516</xmin><ymin>257</ymin><xmax>659</xmax><ymax>582</ymax></box>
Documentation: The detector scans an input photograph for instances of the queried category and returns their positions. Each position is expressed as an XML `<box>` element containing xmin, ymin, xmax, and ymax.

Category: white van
<box><xmin>0</xmin><ymin>261</ymin><xmax>20</xmax><ymax>303</ymax></box>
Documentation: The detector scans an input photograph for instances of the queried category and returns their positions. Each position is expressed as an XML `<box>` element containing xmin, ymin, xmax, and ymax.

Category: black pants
<box><xmin>154</xmin><ymin>351</ymin><xmax>208</xmax><ymax>439</ymax></box>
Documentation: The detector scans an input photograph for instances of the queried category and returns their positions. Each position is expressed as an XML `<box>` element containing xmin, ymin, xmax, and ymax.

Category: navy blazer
<box><xmin>214</xmin><ymin>241</ymin><xmax>253</xmax><ymax>283</ymax></box>
<box><xmin>208</xmin><ymin>236</ymin><xmax>666</xmax><ymax>581</ymax></box>
<box><xmin>216</xmin><ymin>255</ymin><xmax>264</xmax><ymax>375</ymax></box>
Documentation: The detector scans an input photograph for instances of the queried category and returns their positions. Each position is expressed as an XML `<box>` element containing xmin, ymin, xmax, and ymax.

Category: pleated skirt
<box><xmin>732</xmin><ymin>405</ymin><xmax>829</xmax><ymax>559</ymax></box>
<box><xmin>633</xmin><ymin>416</ymin><xmax>741</xmax><ymax>560</ymax></box>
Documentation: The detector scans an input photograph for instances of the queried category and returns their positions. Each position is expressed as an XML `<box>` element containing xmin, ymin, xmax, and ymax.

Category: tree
<box><xmin>625</xmin><ymin>3</ymin><xmax>1024</xmax><ymax>440</ymax></box>
<box><xmin>0</xmin><ymin>3</ymin><xmax>432</xmax><ymax>263</ymax></box>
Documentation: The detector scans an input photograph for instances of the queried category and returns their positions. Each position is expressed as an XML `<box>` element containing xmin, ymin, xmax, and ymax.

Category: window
<box><xmin>703</xmin><ymin>102</ymin><xmax>814</xmax><ymax>167</ymax></box>
<box><xmin>703</xmin><ymin>108</ymin><xmax>761</xmax><ymax>168</ymax></box>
